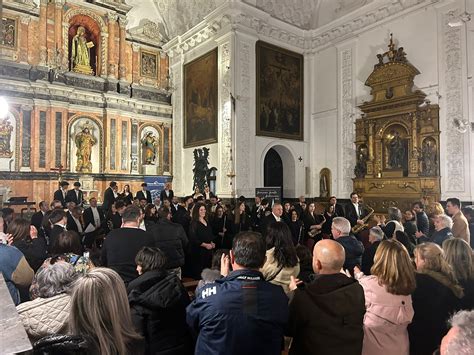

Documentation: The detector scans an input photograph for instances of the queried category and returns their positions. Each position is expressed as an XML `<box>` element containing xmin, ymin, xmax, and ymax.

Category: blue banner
<box><xmin>144</xmin><ymin>176</ymin><xmax>173</xmax><ymax>201</ymax></box>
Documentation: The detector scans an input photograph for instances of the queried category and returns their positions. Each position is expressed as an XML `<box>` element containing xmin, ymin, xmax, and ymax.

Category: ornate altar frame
<box><xmin>353</xmin><ymin>35</ymin><xmax>441</xmax><ymax>213</ymax></box>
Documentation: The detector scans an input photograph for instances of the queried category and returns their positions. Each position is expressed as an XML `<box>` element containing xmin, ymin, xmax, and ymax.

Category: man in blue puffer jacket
<box><xmin>186</xmin><ymin>231</ymin><xmax>288</xmax><ymax>355</ymax></box>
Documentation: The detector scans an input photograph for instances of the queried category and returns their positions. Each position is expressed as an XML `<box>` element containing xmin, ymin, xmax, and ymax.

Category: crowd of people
<box><xmin>1</xmin><ymin>181</ymin><xmax>474</xmax><ymax>355</ymax></box>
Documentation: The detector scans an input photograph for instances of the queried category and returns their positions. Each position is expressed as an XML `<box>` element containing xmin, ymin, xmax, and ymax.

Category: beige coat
<box><xmin>16</xmin><ymin>293</ymin><xmax>71</xmax><ymax>342</ymax></box>
<box><xmin>452</xmin><ymin>211</ymin><xmax>470</xmax><ymax>244</ymax></box>
<box><xmin>261</xmin><ymin>247</ymin><xmax>300</xmax><ymax>293</ymax></box>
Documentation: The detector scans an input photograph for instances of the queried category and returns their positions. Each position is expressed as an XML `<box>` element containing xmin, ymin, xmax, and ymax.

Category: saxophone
<box><xmin>351</xmin><ymin>206</ymin><xmax>374</xmax><ymax>234</ymax></box>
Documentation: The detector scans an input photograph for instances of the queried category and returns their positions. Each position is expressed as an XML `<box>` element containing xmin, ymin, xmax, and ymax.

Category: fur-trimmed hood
<box><xmin>417</xmin><ymin>269</ymin><xmax>464</xmax><ymax>298</ymax></box>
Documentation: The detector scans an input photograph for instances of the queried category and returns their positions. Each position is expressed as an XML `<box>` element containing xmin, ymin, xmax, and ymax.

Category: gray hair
<box><xmin>36</xmin><ymin>261</ymin><xmax>78</xmax><ymax>298</ymax></box>
<box><xmin>332</xmin><ymin>217</ymin><xmax>351</xmax><ymax>235</ymax></box>
<box><xmin>369</xmin><ymin>226</ymin><xmax>384</xmax><ymax>241</ymax></box>
<box><xmin>387</xmin><ymin>207</ymin><xmax>402</xmax><ymax>222</ymax></box>
<box><xmin>445</xmin><ymin>310</ymin><xmax>474</xmax><ymax>355</ymax></box>
<box><xmin>437</xmin><ymin>214</ymin><xmax>453</xmax><ymax>229</ymax></box>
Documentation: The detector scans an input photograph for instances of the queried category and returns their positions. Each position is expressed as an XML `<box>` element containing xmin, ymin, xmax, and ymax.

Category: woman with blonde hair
<box><xmin>353</xmin><ymin>239</ymin><xmax>415</xmax><ymax>355</ymax></box>
<box><xmin>442</xmin><ymin>238</ymin><xmax>474</xmax><ymax>310</ymax></box>
<box><xmin>408</xmin><ymin>242</ymin><xmax>463</xmax><ymax>355</ymax></box>
<box><xmin>69</xmin><ymin>267</ymin><xmax>143</xmax><ymax>355</ymax></box>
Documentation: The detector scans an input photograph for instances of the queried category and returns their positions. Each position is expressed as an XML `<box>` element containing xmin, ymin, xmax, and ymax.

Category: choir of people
<box><xmin>1</xmin><ymin>181</ymin><xmax>473</xmax><ymax>355</ymax></box>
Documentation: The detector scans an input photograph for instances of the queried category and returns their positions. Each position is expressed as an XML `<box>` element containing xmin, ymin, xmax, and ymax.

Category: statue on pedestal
<box><xmin>75</xmin><ymin>122</ymin><xmax>96</xmax><ymax>173</ymax></box>
<box><xmin>71</xmin><ymin>26</ymin><xmax>94</xmax><ymax>75</ymax></box>
<box><xmin>0</xmin><ymin>118</ymin><xmax>13</xmax><ymax>158</ymax></box>
<box><xmin>141</xmin><ymin>132</ymin><xmax>159</xmax><ymax>165</ymax></box>
<box><xmin>387</xmin><ymin>130</ymin><xmax>404</xmax><ymax>169</ymax></box>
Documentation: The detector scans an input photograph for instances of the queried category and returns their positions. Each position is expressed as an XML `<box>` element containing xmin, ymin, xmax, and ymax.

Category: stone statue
<box><xmin>71</xmin><ymin>26</ymin><xmax>94</xmax><ymax>75</ymax></box>
<box><xmin>354</xmin><ymin>146</ymin><xmax>368</xmax><ymax>178</ymax></box>
<box><xmin>141</xmin><ymin>132</ymin><xmax>159</xmax><ymax>165</ymax></box>
<box><xmin>75</xmin><ymin>123</ymin><xmax>96</xmax><ymax>173</ymax></box>
<box><xmin>319</xmin><ymin>170</ymin><xmax>330</xmax><ymax>198</ymax></box>
<box><xmin>0</xmin><ymin>118</ymin><xmax>13</xmax><ymax>158</ymax></box>
<box><xmin>420</xmin><ymin>139</ymin><xmax>437</xmax><ymax>176</ymax></box>
<box><xmin>387</xmin><ymin>131</ymin><xmax>404</xmax><ymax>169</ymax></box>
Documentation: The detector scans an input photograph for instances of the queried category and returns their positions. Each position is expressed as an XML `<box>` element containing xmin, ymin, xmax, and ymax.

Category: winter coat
<box><xmin>148</xmin><ymin>219</ymin><xmax>189</xmax><ymax>269</ymax></box>
<box><xmin>128</xmin><ymin>269</ymin><xmax>193</xmax><ymax>355</ymax></box>
<box><xmin>196</xmin><ymin>268</ymin><xmax>221</xmax><ymax>293</ymax></box>
<box><xmin>336</xmin><ymin>235</ymin><xmax>365</xmax><ymax>272</ymax></box>
<box><xmin>261</xmin><ymin>247</ymin><xmax>300</xmax><ymax>293</ymax></box>
<box><xmin>17</xmin><ymin>293</ymin><xmax>71</xmax><ymax>343</ymax></box>
<box><xmin>287</xmin><ymin>273</ymin><xmax>365</xmax><ymax>355</ymax></box>
<box><xmin>408</xmin><ymin>270</ymin><xmax>463</xmax><ymax>355</ymax></box>
<box><xmin>419</xmin><ymin>227</ymin><xmax>453</xmax><ymax>246</ymax></box>
<box><xmin>358</xmin><ymin>275</ymin><xmax>414</xmax><ymax>355</ymax></box>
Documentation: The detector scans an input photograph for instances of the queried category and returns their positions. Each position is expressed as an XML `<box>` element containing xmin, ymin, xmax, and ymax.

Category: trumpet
<box><xmin>351</xmin><ymin>206</ymin><xmax>374</xmax><ymax>234</ymax></box>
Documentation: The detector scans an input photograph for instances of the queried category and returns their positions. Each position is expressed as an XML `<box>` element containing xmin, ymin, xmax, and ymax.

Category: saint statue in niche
<box><xmin>387</xmin><ymin>130</ymin><xmax>405</xmax><ymax>169</ymax></box>
<box><xmin>420</xmin><ymin>138</ymin><xmax>437</xmax><ymax>176</ymax></box>
<box><xmin>141</xmin><ymin>132</ymin><xmax>159</xmax><ymax>165</ymax></box>
<box><xmin>71</xmin><ymin>26</ymin><xmax>94</xmax><ymax>75</ymax></box>
<box><xmin>0</xmin><ymin>117</ymin><xmax>13</xmax><ymax>158</ymax></box>
<box><xmin>75</xmin><ymin>122</ymin><xmax>96</xmax><ymax>173</ymax></box>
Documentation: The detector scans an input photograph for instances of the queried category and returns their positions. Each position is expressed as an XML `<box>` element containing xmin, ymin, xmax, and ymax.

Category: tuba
<box><xmin>351</xmin><ymin>206</ymin><xmax>374</xmax><ymax>234</ymax></box>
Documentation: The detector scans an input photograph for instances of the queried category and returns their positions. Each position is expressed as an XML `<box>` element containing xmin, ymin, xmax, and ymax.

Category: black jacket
<box><xmin>12</xmin><ymin>238</ymin><xmax>47</xmax><ymax>272</ymax></box>
<box><xmin>415</xmin><ymin>211</ymin><xmax>430</xmax><ymax>236</ymax></box>
<box><xmin>287</xmin><ymin>273</ymin><xmax>365</xmax><ymax>355</ymax></box>
<box><xmin>102</xmin><ymin>187</ymin><xmax>116</xmax><ymax>212</ymax></box>
<box><xmin>65</xmin><ymin>189</ymin><xmax>84</xmax><ymax>206</ymax></box>
<box><xmin>160</xmin><ymin>189</ymin><xmax>174</xmax><ymax>203</ymax></box>
<box><xmin>48</xmin><ymin>224</ymin><xmax>65</xmax><ymax>252</ymax></box>
<box><xmin>66</xmin><ymin>212</ymin><xmax>83</xmax><ymax>234</ymax></box>
<box><xmin>345</xmin><ymin>203</ymin><xmax>368</xmax><ymax>227</ymax></box>
<box><xmin>148</xmin><ymin>219</ymin><xmax>188</xmax><ymax>269</ymax></box>
<box><xmin>336</xmin><ymin>235</ymin><xmax>364</xmax><ymax>272</ymax></box>
<box><xmin>53</xmin><ymin>189</ymin><xmax>67</xmax><ymax>208</ymax></box>
<box><xmin>408</xmin><ymin>271</ymin><xmax>463</xmax><ymax>355</ymax></box>
<box><xmin>261</xmin><ymin>213</ymin><xmax>279</xmax><ymax>236</ymax></box>
<box><xmin>83</xmin><ymin>206</ymin><xmax>105</xmax><ymax>229</ymax></box>
<box><xmin>101</xmin><ymin>227</ymin><xmax>155</xmax><ymax>284</ymax></box>
<box><xmin>31</xmin><ymin>211</ymin><xmax>45</xmax><ymax>232</ymax></box>
<box><xmin>361</xmin><ymin>240</ymin><xmax>381</xmax><ymax>275</ymax></box>
<box><xmin>136</xmin><ymin>190</ymin><xmax>152</xmax><ymax>204</ymax></box>
<box><xmin>128</xmin><ymin>270</ymin><xmax>193</xmax><ymax>355</ymax></box>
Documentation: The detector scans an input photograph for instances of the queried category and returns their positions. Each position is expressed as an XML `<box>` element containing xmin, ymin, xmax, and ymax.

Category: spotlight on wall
<box><xmin>0</xmin><ymin>97</ymin><xmax>9</xmax><ymax>119</ymax></box>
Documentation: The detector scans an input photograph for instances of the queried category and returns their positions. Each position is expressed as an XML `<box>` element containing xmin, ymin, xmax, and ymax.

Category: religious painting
<box><xmin>140</xmin><ymin>50</ymin><xmax>158</xmax><ymax>78</ymax></box>
<box><xmin>1</xmin><ymin>17</ymin><xmax>17</xmax><ymax>49</ymax></box>
<box><xmin>183</xmin><ymin>48</ymin><xmax>218</xmax><ymax>148</ymax></box>
<box><xmin>256</xmin><ymin>41</ymin><xmax>304</xmax><ymax>140</ymax></box>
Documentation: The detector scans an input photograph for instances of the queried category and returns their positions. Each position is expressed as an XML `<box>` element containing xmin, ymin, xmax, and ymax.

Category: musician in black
<box><xmin>345</xmin><ymin>192</ymin><xmax>370</xmax><ymax>228</ymax></box>
<box><xmin>328</xmin><ymin>196</ymin><xmax>345</xmax><ymax>217</ymax></box>
<box><xmin>288</xmin><ymin>209</ymin><xmax>304</xmax><ymax>245</ymax></box>
<box><xmin>303</xmin><ymin>202</ymin><xmax>325</xmax><ymax>248</ymax></box>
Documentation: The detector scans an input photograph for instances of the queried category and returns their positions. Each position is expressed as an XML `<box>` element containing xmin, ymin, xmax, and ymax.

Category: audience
<box><xmin>403</xmin><ymin>209</ymin><xmax>418</xmax><ymax>244</ymax></box>
<box><xmin>47</xmin><ymin>209</ymin><xmax>68</xmax><ymax>251</ymax></box>
<box><xmin>361</xmin><ymin>226</ymin><xmax>384</xmax><ymax>275</ymax></box>
<box><xmin>186</xmin><ymin>231</ymin><xmax>289</xmax><ymax>355</ymax></box>
<box><xmin>440</xmin><ymin>310</ymin><xmax>474</xmax><ymax>355</ymax></box>
<box><xmin>128</xmin><ymin>247</ymin><xmax>193</xmax><ymax>355</ymax></box>
<box><xmin>354</xmin><ymin>239</ymin><xmax>415</xmax><ymax>355</ymax></box>
<box><xmin>446</xmin><ymin>197</ymin><xmax>470</xmax><ymax>244</ymax></box>
<box><xmin>9</xmin><ymin>218</ymin><xmax>47</xmax><ymax>271</ymax></box>
<box><xmin>287</xmin><ymin>239</ymin><xmax>365</xmax><ymax>355</ymax></box>
<box><xmin>376</xmin><ymin>207</ymin><xmax>404</xmax><ymax>239</ymax></box>
<box><xmin>261</xmin><ymin>222</ymin><xmax>300</xmax><ymax>293</ymax></box>
<box><xmin>408</xmin><ymin>242</ymin><xmax>464</xmax><ymax>355</ymax></box>
<box><xmin>417</xmin><ymin>214</ymin><xmax>453</xmax><ymax>246</ymax></box>
<box><xmin>412</xmin><ymin>201</ymin><xmax>430</xmax><ymax>236</ymax></box>
<box><xmin>101</xmin><ymin>205</ymin><xmax>155</xmax><ymax>284</ymax></box>
<box><xmin>69</xmin><ymin>267</ymin><xmax>144</xmax><ymax>354</ymax></box>
<box><xmin>394</xmin><ymin>230</ymin><xmax>415</xmax><ymax>257</ymax></box>
<box><xmin>442</xmin><ymin>238</ymin><xmax>474</xmax><ymax>310</ymax></box>
<box><xmin>332</xmin><ymin>217</ymin><xmax>364</xmax><ymax>273</ymax></box>
<box><xmin>17</xmin><ymin>261</ymin><xmax>77</xmax><ymax>342</ymax></box>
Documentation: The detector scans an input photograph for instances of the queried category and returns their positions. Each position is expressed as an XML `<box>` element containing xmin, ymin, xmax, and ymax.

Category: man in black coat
<box><xmin>101</xmin><ymin>205</ymin><xmax>155</xmax><ymax>284</ymax></box>
<box><xmin>65</xmin><ymin>182</ymin><xmax>84</xmax><ymax>207</ymax></box>
<box><xmin>413</xmin><ymin>201</ymin><xmax>430</xmax><ymax>236</ymax></box>
<box><xmin>286</xmin><ymin>239</ymin><xmax>365</xmax><ymax>355</ymax></box>
<box><xmin>260</xmin><ymin>202</ymin><xmax>284</xmax><ymax>236</ymax></box>
<box><xmin>329</xmin><ymin>196</ymin><xmax>345</xmax><ymax>217</ymax></box>
<box><xmin>160</xmin><ymin>182</ymin><xmax>174</xmax><ymax>203</ymax></box>
<box><xmin>82</xmin><ymin>197</ymin><xmax>106</xmax><ymax>247</ymax></box>
<box><xmin>148</xmin><ymin>207</ymin><xmax>188</xmax><ymax>278</ymax></box>
<box><xmin>31</xmin><ymin>201</ymin><xmax>49</xmax><ymax>231</ymax></box>
<box><xmin>345</xmin><ymin>192</ymin><xmax>370</xmax><ymax>228</ymax></box>
<box><xmin>332</xmin><ymin>217</ymin><xmax>364</xmax><ymax>273</ymax></box>
<box><xmin>136</xmin><ymin>183</ymin><xmax>152</xmax><ymax>204</ymax></box>
<box><xmin>102</xmin><ymin>181</ymin><xmax>118</xmax><ymax>213</ymax></box>
<box><xmin>361</xmin><ymin>226</ymin><xmax>384</xmax><ymax>275</ymax></box>
<box><xmin>53</xmin><ymin>181</ymin><xmax>69</xmax><ymax>208</ymax></box>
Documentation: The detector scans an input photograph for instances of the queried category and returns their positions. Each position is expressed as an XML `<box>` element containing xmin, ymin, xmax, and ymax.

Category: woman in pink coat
<box><xmin>354</xmin><ymin>239</ymin><xmax>416</xmax><ymax>355</ymax></box>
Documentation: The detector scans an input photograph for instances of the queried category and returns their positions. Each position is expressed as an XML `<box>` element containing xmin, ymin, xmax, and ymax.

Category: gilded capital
<box><xmin>107</xmin><ymin>12</ymin><xmax>118</xmax><ymax>23</ymax></box>
<box><xmin>119</xmin><ymin>16</ymin><xmax>128</xmax><ymax>29</ymax></box>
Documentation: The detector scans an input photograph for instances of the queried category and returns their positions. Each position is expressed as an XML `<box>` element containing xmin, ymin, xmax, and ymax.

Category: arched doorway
<box><xmin>264</xmin><ymin>148</ymin><xmax>283</xmax><ymax>188</ymax></box>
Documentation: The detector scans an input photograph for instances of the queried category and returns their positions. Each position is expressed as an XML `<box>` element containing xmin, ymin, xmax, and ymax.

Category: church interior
<box><xmin>1</xmin><ymin>0</ymin><xmax>474</xmax><ymax>354</ymax></box>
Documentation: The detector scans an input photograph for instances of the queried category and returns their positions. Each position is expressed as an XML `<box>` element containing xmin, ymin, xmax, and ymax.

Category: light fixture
<box><xmin>0</xmin><ymin>97</ymin><xmax>9</xmax><ymax>119</ymax></box>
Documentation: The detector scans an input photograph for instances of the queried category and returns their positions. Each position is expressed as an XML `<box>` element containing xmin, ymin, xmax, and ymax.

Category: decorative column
<box><xmin>54</xmin><ymin>0</ymin><xmax>63</xmax><ymax>68</ymax></box>
<box><xmin>131</xmin><ymin>43</ymin><xmax>140</xmax><ymax>84</ymax></box>
<box><xmin>19</xmin><ymin>16</ymin><xmax>30</xmax><ymax>64</ymax></box>
<box><xmin>20</xmin><ymin>106</ymin><xmax>33</xmax><ymax>171</ymax></box>
<box><xmin>38</xmin><ymin>0</ymin><xmax>47</xmax><ymax>65</ymax></box>
<box><xmin>107</xmin><ymin>12</ymin><xmax>118</xmax><ymax>78</ymax></box>
<box><xmin>118</xmin><ymin>16</ymin><xmax>127</xmax><ymax>81</ymax></box>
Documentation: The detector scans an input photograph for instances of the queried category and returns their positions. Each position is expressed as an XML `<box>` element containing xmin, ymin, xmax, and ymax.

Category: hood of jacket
<box><xmin>128</xmin><ymin>270</ymin><xmax>184</xmax><ymax>309</ymax></box>
<box><xmin>305</xmin><ymin>273</ymin><xmax>365</xmax><ymax>317</ymax></box>
<box><xmin>16</xmin><ymin>293</ymin><xmax>71</xmax><ymax>342</ymax></box>
<box><xmin>417</xmin><ymin>269</ymin><xmax>464</xmax><ymax>298</ymax></box>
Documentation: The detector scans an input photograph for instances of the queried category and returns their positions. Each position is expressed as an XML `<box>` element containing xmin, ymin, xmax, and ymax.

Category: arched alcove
<box><xmin>262</xmin><ymin>144</ymin><xmax>296</xmax><ymax>198</ymax></box>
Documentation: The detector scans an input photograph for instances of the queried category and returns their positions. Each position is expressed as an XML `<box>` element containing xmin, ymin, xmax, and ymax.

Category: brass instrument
<box><xmin>351</xmin><ymin>206</ymin><xmax>374</xmax><ymax>234</ymax></box>
<box><xmin>308</xmin><ymin>214</ymin><xmax>326</xmax><ymax>238</ymax></box>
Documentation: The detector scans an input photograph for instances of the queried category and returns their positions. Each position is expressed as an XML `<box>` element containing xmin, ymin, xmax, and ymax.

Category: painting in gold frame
<box><xmin>140</xmin><ymin>50</ymin><xmax>158</xmax><ymax>78</ymax></box>
<box><xmin>1</xmin><ymin>16</ymin><xmax>17</xmax><ymax>49</ymax></box>
<box><xmin>256</xmin><ymin>41</ymin><xmax>304</xmax><ymax>140</ymax></box>
<box><xmin>183</xmin><ymin>48</ymin><xmax>218</xmax><ymax>148</ymax></box>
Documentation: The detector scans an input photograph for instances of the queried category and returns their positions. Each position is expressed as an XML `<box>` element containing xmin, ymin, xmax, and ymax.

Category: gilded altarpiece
<box><xmin>353</xmin><ymin>36</ymin><xmax>440</xmax><ymax>213</ymax></box>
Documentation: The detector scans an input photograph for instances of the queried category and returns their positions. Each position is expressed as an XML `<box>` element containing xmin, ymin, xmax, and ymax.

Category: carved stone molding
<box><xmin>443</xmin><ymin>11</ymin><xmax>465</xmax><ymax>192</ymax></box>
<box><xmin>171</xmin><ymin>66</ymin><xmax>182</xmax><ymax>191</ymax></box>
<box><xmin>340</xmin><ymin>47</ymin><xmax>355</xmax><ymax>196</ymax></box>
<box><xmin>219</xmin><ymin>41</ymin><xmax>232</xmax><ymax>195</ymax></box>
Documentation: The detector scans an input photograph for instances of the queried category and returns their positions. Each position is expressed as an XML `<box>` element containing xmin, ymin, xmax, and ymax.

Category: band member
<box><xmin>345</xmin><ymin>192</ymin><xmax>369</xmax><ymax>228</ymax></box>
<box><xmin>328</xmin><ymin>196</ymin><xmax>345</xmax><ymax>217</ymax></box>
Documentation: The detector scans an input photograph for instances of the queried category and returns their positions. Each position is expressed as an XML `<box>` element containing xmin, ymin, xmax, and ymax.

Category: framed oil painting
<box><xmin>256</xmin><ymin>41</ymin><xmax>304</xmax><ymax>140</ymax></box>
<box><xmin>183</xmin><ymin>48</ymin><xmax>218</xmax><ymax>148</ymax></box>
<box><xmin>140</xmin><ymin>50</ymin><xmax>158</xmax><ymax>78</ymax></box>
<box><xmin>1</xmin><ymin>17</ymin><xmax>17</xmax><ymax>49</ymax></box>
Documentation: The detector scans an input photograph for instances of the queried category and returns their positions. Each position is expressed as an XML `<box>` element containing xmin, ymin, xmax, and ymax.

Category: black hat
<box><xmin>141</xmin><ymin>183</ymin><xmax>147</xmax><ymax>187</ymax></box>
<box><xmin>73</xmin><ymin>182</ymin><xmax>81</xmax><ymax>187</ymax></box>
<box><xmin>60</xmin><ymin>181</ymin><xmax>69</xmax><ymax>187</ymax></box>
